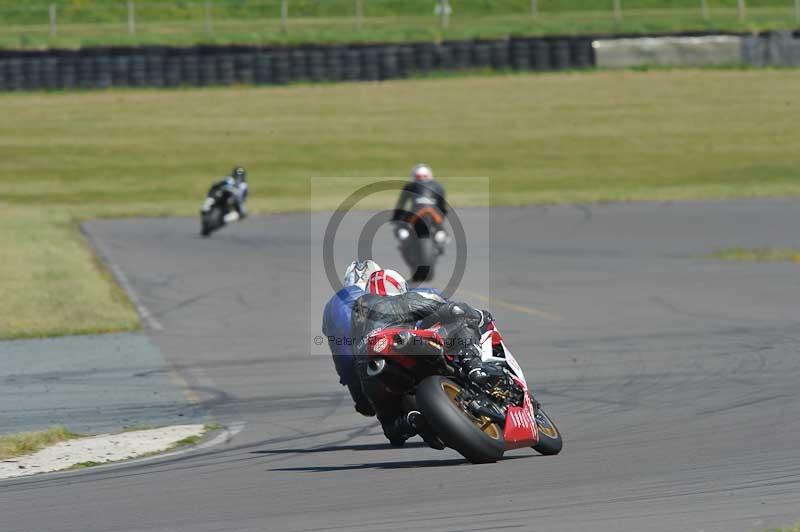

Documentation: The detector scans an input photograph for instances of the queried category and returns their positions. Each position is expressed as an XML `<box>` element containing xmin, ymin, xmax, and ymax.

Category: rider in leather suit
<box><xmin>208</xmin><ymin>166</ymin><xmax>248</xmax><ymax>222</ymax></box>
<box><xmin>322</xmin><ymin>260</ymin><xmax>382</xmax><ymax>416</ymax></box>
<box><xmin>322</xmin><ymin>262</ymin><xmax>448</xmax><ymax>418</ymax></box>
<box><xmin>391</xmin><ymin>164</ymin><xmax>447</xmax><ymax>226</ymax></box>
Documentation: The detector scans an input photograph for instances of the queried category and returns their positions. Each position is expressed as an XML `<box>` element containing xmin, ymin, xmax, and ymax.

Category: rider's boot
<box><xmin>407</xmin><ymin>411</ymin><xmax>445</xmax><ymax>450</ymax></box>
<box><xmin>347</xmin><ymin>383</ymin><xmax>375</xmax><ymax>417</ymax></box>
<box><xmin>381</xmin><ymin>414</ymin><xmax>416</xmax><ymax>448</ymax></box>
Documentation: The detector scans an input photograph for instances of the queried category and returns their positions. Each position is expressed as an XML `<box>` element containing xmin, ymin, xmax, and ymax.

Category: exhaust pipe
<box><xmin>366</xmin><ymin>358</ymin><xmax>414</xmax><ymax>389</ymax></box>
<box><xmin>367</xmin><ymin>358</ymin><xmax>386</xmax><ymax>377</ymax></box>
<box><xmin>393</xmin><ymin>331</ymin><xmax>443</xmax><ymax>358</ymax></box>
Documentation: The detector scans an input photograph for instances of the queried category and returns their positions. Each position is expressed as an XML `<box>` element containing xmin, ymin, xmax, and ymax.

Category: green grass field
<box><xmin>0</xmin><ymin>0</ymin><xmax>797</xmax><ymax>48</ymax></box>
<box><xmin>1</xmin><ymin>69</ymin><xmax>799</xmax><ymax>338</ymax></box>
<box><xmin>760</xmin><ymin>525</ymin><xmax>800</xmax><ymax>532</ymax></box>
<box><xmin>710</xmin><ymin>247</ymin><xmax>800</xmax><ymax>262</ymax></box>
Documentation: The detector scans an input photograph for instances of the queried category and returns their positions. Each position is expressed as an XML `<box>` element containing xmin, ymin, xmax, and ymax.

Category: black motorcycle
<box><xmin>395</xmin><ymin>205</ymin><xmax>448</xmax><ymax>282</ymax></box>
<box><xmin>200</xmin><ymin>182</ymin><xmax>240</xmax><ymax>237</ymax></box>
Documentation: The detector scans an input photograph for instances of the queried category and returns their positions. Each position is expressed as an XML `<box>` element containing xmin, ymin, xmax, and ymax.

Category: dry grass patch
<box><xmin>0</xmin><ymin>427</ymin><xmax>81</xmax><ymax>460</ymax></box>
<box><xmin>709</xmin><ymin>247</ymin><xmax>800</xmax><ymax>263</ymax></box>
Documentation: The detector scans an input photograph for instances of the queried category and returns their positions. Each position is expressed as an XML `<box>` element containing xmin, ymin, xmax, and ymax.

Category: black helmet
<box><xmin>232</xmin><ymin>166</ymin><xmax>247</xmax><ymax>184</ymax></box>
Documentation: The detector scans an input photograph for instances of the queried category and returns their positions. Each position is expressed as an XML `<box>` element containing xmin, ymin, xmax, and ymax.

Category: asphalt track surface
<box><xmin>1</xmin><ymin>333</ymin><xmax>202</xmax><ymax>435</ymax></box>
<box><xmin>2</xmin><ymin>200</ymin><xmax>799</xmax><ymax>532</ymax></box>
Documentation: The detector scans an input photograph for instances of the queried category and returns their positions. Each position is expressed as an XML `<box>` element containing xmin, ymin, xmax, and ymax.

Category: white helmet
<box><xmin>411</xmin><ymin>164</ymin><xmax>433</xmax><ymax>182</ymax></box>
<box><xmin>343</xmin><ymin>260</ymin><xmax>382</xmax><ymax>290</ymax></box>
<box><xmin>367</xmin><ymin>269</ymin><xmax>408</xmax><ymax>296</ymax></box>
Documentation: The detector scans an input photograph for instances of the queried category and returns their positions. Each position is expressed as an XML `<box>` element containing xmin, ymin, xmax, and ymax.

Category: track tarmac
<box><xmin>1</xmin><ymin>200</ymin><xmax>799</xmax><ymax>532</ymax></box>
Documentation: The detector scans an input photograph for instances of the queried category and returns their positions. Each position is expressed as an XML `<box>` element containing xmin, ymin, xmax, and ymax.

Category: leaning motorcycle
<box><xmin>364</xmin><ymin>321</ymin><xmax>563</xmax><ymax>463</ymax></box>
<box><xmin>394</xmin><ymin>205</ymin><xmax>448</xmax><ymax>282</ymax></box>
<box><xmin>200</xmin><ymin>184</ymin><xmax>240</xmax><ymax>237</ymax></box>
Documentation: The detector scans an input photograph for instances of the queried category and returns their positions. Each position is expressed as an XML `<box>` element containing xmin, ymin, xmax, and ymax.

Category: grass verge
<box><xmin>0</xmin><ymin>206</ymin><xmax>139</xmax><ymax>339</ymax></box>
<box><xmin>68</xmin><ymin>460</ymin><xmax>103</xmax><ymax>470</ymax></box>
<box><xmin>0</xmin><ymin>427</ymin><xmax>81</xmax><ymax>460</ymax></box>
<box><xmin>4</xmin><ymin>424</ymin><xmax>216</xmax><ymax>471</ymax></box>
<box><xmin>168</xmin><ymin>435</ymin><xmax>203</xmax><ymax>449</ymax></box>
<box><xmin>709</xmin><ymin>247</ymin><xmax>800</xmax><ymax>262</ymax></box>
<box><xmin>1</xmin><ymin>69</ymin><xmax>799</xmax><ymax>338</ymax></box>
<box><xmin>166</xmin><ymin>423</ymin><xmax>221</xmax><ymax>450</ymax></box>
<box><xmin>759</xmin><ymin>525</ymin><xmax>800</xmax><ymax>532</ymax></box>
<box><xmin>0</xmin><ymin>6</ymin><xmax>798</xmax><ymax>49</ymax></box>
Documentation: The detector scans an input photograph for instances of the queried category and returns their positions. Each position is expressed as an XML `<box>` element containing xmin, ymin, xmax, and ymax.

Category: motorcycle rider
<box><xmin>352</xmin><ymin>269</ymin><xmax>494</xmax><ymax>447</ymax></box>
<box><xmin>321</xmin><ymin>260</ymin><xmax>382</xmax><ymax>417</ymax></box>
<box><xmin>391</xmin><ymin>164</ymin><xmax>449</xmax><ymax>255</ymax></box>
<box><xmin>322</xmin><ymin>261</ymin><xmax>447</xmax><ymax>417</ymax></box>
<box><xmin>208</xmin><ymin>166</ymin><xmax>249</xmax><ymax>223</ymax></box>
<box><xmin>391</xmin><ymin>165</ymin><xmax>447</xmax><ymax>223</ymax></box>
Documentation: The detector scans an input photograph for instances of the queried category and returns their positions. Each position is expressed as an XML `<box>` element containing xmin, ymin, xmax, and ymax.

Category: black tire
<box><xmin>416</xmin><ymin>376</ymin><xmax>505</xmax><ymax>464</ymax></box>
<box><xmin>415</xmin><ymin>238</ymin><xmax>435</xmax><ymax>281</ymax></box>
<box><xmin>201</xmin><ymin>207</ymin><xmax>223</xmax><ymax>237</ymax></box>
<box><xmin>201</xmin><ymin>214</ymin><xmax>213</xmax><ymax>237</ymax></box>
<box><xmin>398</xmin><ymin>237</ymin><xmax>416</xmax><ymax>274</ymax></box>
<box><xmin>532</xmin><ymin>407</ymin><xmax>563</xmax><ymax>455</ymax></box>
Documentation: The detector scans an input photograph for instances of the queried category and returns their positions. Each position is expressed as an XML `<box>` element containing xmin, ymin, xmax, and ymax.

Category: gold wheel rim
<box><xmin>441</xmin><ymin>381</ymin><xmax>502</xmax><ymax>440</ymax></box>
<box><xmin>536</xmin><ymin>411</ymin><xmax>559</xmax><ymax>439</ymax></box>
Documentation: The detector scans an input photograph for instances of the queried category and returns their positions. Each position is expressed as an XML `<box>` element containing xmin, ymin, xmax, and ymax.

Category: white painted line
<box><xmin>81</xmin><ymin>226</ymin><xmax>164</xmax><ymax>331</ymax></box>
<box><xmin>195</xmin><ymin>421</ymin><xmax>246</xmax><ymax>450</ymax></box>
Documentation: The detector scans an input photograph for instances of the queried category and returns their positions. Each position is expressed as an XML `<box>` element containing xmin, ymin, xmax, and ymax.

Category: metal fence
<box><xmin>1</xmin><ymin>0</ymin><xmax>798</xmax><ymax>41</ymax></box>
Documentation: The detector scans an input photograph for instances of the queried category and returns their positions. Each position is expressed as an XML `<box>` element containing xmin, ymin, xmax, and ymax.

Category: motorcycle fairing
<box><xmin>503</xmin><ymin>390</ymin><xmax>539</xmax><ymax>448</ymax></box>
<box><xmin>479</xmin><ymin>327</ymin><xmax>539</xmax><ymax>448</ymax></box>
<box><xmin>479</xmin><ymin>326</ymin><xmax>527</xmax><ymax>385</ymax></box>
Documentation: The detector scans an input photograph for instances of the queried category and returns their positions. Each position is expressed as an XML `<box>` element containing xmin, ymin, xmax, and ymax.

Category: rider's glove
<box><xmin>477</xmin><ymin>310</ymin><xmax>494</xmax><ymax>334</ymax></box>
<box><xmin>457</xmin><ymin>344</ymin><xmax>488</xmax><ymax>384</ymax></box>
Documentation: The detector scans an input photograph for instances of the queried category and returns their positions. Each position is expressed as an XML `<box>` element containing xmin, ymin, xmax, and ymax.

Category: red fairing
<box><xmin>488</xmin><ymin>330</ymin><xmax>503</xmax><ymax>346</ymax></box>
<box><xmin>503</xmin><ymin>392</ymin><xmax>539</xmax><ymax>449</ymax></box>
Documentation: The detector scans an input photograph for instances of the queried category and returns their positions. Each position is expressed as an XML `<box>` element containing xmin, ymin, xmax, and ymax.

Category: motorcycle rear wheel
<box><xmin>416</xmin><ymin>376</ymin><xmax>505</xmax><ymax>464</ymax></box>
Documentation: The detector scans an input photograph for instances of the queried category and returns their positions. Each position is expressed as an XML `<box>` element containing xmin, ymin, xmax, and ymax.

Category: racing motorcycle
<box><xmin>365</xmin><ymin>320</ymin><xmax>563</xmax><ymax>463</ymax></box>
<box><xmin>200</xmin><ymin>182</ymin><xmax>241</xmax><ymax>237</ymax></box>
<box><xmin>394</xmin><ymin>205</ymin><xmax>448</xmax><ymax>282</ymax></box>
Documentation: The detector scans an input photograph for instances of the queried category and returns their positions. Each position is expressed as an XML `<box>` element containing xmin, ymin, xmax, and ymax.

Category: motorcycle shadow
<box><xmin>270</xmin><ymin>458</ymin><xmax>467</xmax><ymax>472</ymax></box>
<box><xmin>264</xmin><ymin>446</ymin><xmax>532</xmax><ymax>472</ymax></box>
<box><xmin>252</xmin><ymin>441</ymin><xmax>429</xmax><ymax>455</ymax></box>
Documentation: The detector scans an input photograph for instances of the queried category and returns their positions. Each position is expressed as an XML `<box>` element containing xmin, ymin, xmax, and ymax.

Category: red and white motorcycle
<box><xmin>365</xmin><ymin>321</ymin><xmax>563</xmax><ymax>463</ymax></box>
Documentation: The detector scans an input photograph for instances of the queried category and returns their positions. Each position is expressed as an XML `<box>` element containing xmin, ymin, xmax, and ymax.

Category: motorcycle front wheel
<box><xmin>416</xmin><ymin>376</ymin><xmax>505</xmax><ymax>464</ymax></box>
<box><xmin>412</xmin><ymin>238</ymin><xmax>436</xmax><ymax>282</ymax></box>
<box><xmin>201</xmin><ymin>207</ymin><xmax>223</xmax><ymax>237</ymax></box>
<box><xmin>532</xmin><ymin>407</ymin><xmax>563</xmax><ymax>456</ymax></box>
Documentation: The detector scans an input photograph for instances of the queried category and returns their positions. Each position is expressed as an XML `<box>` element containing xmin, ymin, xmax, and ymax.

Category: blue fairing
<box><xmin>322</xmin><ymin>286</ymin><xmax>444</xmax><ymax>386</ymax></box>
<box><xmin>322</xmin><ymin>285</ymin><xmax>364</xmax><ymax>385</ymax></box>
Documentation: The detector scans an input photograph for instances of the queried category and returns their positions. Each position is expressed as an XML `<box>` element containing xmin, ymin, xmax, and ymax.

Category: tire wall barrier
<box><xmin>1</xmin><ymin>32</ymin><xmax>797</xmax><ymax>91</ymax></box>
<box><xmin>0</xmin><ymin>37</ymin><xmax>594</xmax><ymax>91</ymax></box>
<box><xmin>741</xmin><ymin>31</ymin><xmax>800</xmax><ymax>67</ymax></box>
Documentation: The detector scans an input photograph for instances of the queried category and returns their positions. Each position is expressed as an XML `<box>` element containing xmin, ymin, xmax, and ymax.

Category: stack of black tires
<box><xmin>0</xmin><ymin>37</ymin><xmax>596</xmax><ymax>91</ymax></box>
